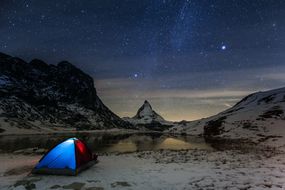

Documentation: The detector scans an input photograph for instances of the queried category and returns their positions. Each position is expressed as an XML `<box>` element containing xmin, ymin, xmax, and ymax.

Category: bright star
<box><xmin>134</xmin><ymin>73</ymin><xmax>138</xmax><ymax>78</ymax></box>
<box><xmin>221</xmin><ymin>45</ymin><xmax>226</xmax><ymax>50</ymax></box>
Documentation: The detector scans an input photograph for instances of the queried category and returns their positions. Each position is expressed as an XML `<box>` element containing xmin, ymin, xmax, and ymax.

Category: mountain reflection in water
<box><xmin>0</xmin><ymin>133</ymin><xmax>213</xmax><ymax>153</ymax></box>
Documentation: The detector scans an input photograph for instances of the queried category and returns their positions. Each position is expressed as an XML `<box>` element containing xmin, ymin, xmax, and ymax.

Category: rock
<box><xmin>62</xmin><ymin>182</ymin><xmax>85</xmax><ymax>190</ymax></box>
<box><xmin>111</xmin><ymin>181</ymin><xmax>131</xmax><ymax>188</ymax></box>
<box><xmin>50</xmin><ymin>185</ymin><xmax>61</xmax><ymax>189</ymax></box>
<box><xmin>14</xmin><ymin>177</ymin><xmax>41</xmax><ymax>190</ymax></box>
<box><xmin>85</xmin><ymin>187</ymin><xmax>104</xmax><ymax>190</ymax></box>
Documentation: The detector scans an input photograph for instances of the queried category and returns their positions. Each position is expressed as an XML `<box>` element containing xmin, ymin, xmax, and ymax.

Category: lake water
<box><xmin>0</xmin><ymin>133</ymin><xmax>213</xmax><ymax>153</ymax></box>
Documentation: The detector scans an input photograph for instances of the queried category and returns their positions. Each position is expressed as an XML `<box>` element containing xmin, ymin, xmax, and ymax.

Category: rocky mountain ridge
<box><xmin>0</xmin><ymin>52</ymin><xmax>132</xmax><ymax>134</ymax></box>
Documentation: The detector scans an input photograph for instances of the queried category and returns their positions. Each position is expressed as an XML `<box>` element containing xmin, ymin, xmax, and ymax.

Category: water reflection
<box><xmin>106</xmin><ymin>141</ymin><xmax>137</xmax><ymax>152</ymax></box>
<box><xmin>155</xmin><ymin>138</ymin><xmax>195</xmax><ymax>150</ymax></box>
<box><xmin>0</xmin><ymin>133</ymin><xmax>213</xmax><ymax>153</ymax></box>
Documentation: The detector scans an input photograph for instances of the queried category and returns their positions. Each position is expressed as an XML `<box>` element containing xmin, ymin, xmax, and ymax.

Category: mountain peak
<box><xmin>30</xmin><ymin>59</ymin><xmax>49</xmax><ymax>70</ymax></box>
<box><xmin>137</xmin><ymin>100</ymin><xmax>153</xmax><ymax>116</ymax></box>
<box><xmin>144</xmin><ymin>100</ymin><xmax>150</xmax><ymax>104</ymax></box>
<box><xmin>123</xmin><ymin>100</ymin><xmax>174</xmax><ymax>130</ymax></box>
<box><xmin>57</xmin><ymin>61</ymin><xmax>77</xmax><ymax>70</ymax></box>
<box><xmin>143</xmin><ymin>100</ymin><xmax>152</xmax><ymax>108</ymax></box>
<box><xmin>133</xmin><ymin>100</ymin><xmax>165</xmax><ymax>122</ymax></box>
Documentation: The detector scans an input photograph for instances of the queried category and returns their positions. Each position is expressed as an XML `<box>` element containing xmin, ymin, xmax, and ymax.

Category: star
<box><xmin>0</xmin><ymin>0</ymin><xmax>283</xmax><ymax>121</ymax></box>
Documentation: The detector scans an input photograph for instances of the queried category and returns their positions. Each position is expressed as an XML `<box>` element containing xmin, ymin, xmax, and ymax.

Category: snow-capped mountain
<box><xmin>0</xmin><ymin>52</ymin><xmax>132</xmax><ymax>134</ymax></box>
<box><xmin>123</xmin><ymin>100</ymin><xmax>173</xmax><ymax>130</ymax></box>
<box><xmin>169</xmin><ymin>87</ymin><xmax>285</xmax><ymax>148</ymax></box>
<box><xmin>133</xmin><ymin>100</ymin><xmax>165</xmax><ymax>123</ymax></box>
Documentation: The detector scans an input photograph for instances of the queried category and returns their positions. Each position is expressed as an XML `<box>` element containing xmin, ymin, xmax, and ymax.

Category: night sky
<box><xmin>1</xmin><ymin>0</ymin><xmax>285</xmax><ymax>121</ymax></box>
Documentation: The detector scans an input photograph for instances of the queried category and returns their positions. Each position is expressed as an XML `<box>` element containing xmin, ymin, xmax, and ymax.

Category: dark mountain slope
<box><xmin>0</xmin><ymin>52</ymin><xmax>132</xmax><ymax>134</ymax></box>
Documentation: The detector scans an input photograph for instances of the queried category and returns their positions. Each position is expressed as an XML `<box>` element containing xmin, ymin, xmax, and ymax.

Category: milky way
<box><xmin>1</xmin><ymin>0</ymin><xmax>285</xmax><ymax>120</ymax></box>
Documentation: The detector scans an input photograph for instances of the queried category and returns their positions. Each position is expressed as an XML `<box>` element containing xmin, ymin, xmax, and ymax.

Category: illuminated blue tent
<box><xmin>32</xmin><ymin>138</ymin><xmax>98</xmax><ymax>175</ymax></box>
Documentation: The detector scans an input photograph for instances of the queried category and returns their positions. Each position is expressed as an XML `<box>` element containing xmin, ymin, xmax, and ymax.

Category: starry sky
<box><xmin>1</xmin><ymin>0</ymin><xmax>285</xmax><ymax>121</ymax></box>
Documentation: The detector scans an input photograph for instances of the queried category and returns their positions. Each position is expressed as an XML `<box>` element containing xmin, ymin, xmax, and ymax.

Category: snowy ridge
<box><xmin>222</xmin><ymin>87</ymin><xmax>285</xmax><ymax>114</ymax></box>
<box><xmin>169</xmin><ymin>87</ymin><xmax>285</xmax><ymax>149</ymax></box>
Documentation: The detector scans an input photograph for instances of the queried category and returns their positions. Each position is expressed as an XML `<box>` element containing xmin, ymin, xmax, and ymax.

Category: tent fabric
<box><xmin>35</xmin><ymin>138</ymin><xmax>76</xmax><ymax>170</ymax></box>
<box><xmin>32</xmin><ymin>137</ymin><xmax>97</xmax><ymax>176</ymax></box>
<box><xmin>75</xmin><ymin>139</ymin><xmax>92</xmax><ymax>167</ymax></box>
